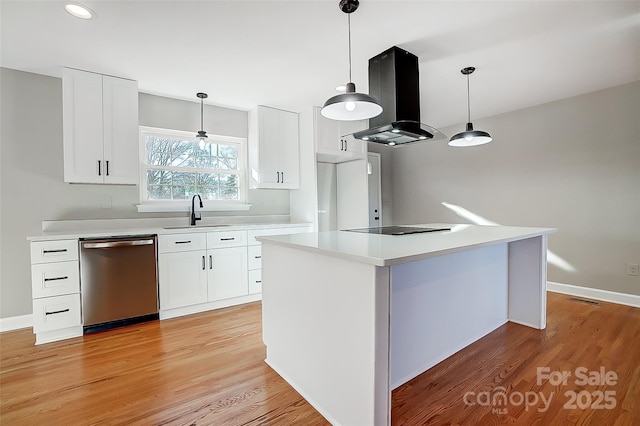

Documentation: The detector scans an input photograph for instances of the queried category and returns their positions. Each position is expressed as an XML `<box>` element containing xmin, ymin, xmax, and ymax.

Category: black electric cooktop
<box><xmin>344</xmin><ymin>226</ymin><xmax>451</xmax><ymax>235</ymax></box>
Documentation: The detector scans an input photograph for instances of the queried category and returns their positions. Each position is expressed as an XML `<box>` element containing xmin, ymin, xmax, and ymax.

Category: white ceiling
<box><xmin>2</xmin><ymin>1</ymin><xmax>639</xmax><ymax>128</ymax></box>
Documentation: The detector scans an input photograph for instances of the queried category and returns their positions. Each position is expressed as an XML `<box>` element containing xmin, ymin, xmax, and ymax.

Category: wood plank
<box><xmin>1</xmin><ymin>293</ymin><xmax>638</xmax><ymax>425</ymax></box>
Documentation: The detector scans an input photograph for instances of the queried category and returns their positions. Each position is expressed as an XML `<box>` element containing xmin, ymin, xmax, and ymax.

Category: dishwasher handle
<box><xmin>82</xmin><ymin>239</ymin><xmax>155</xmax><ymax>249</ymax></box>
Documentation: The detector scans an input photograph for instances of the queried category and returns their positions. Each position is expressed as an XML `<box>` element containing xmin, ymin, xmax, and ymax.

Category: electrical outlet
<box><xmin>627</xmin><ymin>263</ymin><xmax>639</xmax><ymax>276</ymax></box>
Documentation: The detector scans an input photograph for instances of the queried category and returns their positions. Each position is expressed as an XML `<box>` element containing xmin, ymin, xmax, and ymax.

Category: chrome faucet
<box><xmin>190</xmin><ymin>194</ymin><xmax>203</xmax><ymax>226</ymax></box>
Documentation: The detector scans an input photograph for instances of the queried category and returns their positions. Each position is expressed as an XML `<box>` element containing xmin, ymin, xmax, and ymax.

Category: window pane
<box><xmin>199</xmin><ymin>186</ymin><xmax>219</xmax><ymax>200</ymax></box>
<box><xmin>146</xmin><ymin>136</ymin><xmax>172</xmax><ymax>153</ymax></box>
<box><xmin>146</xmin><ymin>169</ymin><xmax>172</xmax><ymax>186</ymax></box>
<box><xmin>217</xmin><ymin>157</ymin><xmax>237</xmax><ymax>170</ymax></box>
<box><xmin>218</xmin><ymin>144</ymin><xmax>238</xmax><ymax>159</ymax></box>
<box><xmin>171</xmin><ymin>185</ymin><xmax>197</xmax><ymax>200</ymax></box>
<box><xmin>171</xmin><ymin>171</ymin><xmax>196</xmax><ymax>186</ymax></box>
<box><xmin>196</xmin><ymin>173</ymin><xmax>219</xmax><ymax>187</ymax></box>
<box><xmin>147</xmin><ymin>185</ymin><xmax>171</xmax><ymax>200</ymax></box>
<box><xmin>219</xmin><ymin>174</ymin><xmax>239</xmax><ymax>200</ymax></box>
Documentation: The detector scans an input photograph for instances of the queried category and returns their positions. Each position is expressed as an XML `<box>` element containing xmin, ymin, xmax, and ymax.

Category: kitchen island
<box><xmin>257</xmin><ymin>224</ymin><xmax>556</xmax><ymax>426</ymax></box>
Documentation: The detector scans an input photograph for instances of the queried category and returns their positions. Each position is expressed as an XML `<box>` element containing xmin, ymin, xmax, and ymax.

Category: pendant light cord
<box><xmin>466</xmin><ymin>74</ymin><xmax>471</xmax><ymax>123</ymax></box>
<box><xmin>200</xmin><ymin>97</ymin><xmax>204</xmax><ymax>132</ymax></box>
<box><xmin>347</xmin><ymin>13</ymin><xmax>352</xmax><ymax>83</ymax></box>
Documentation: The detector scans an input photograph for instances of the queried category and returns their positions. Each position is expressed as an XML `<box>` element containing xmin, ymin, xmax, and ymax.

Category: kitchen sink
<box><xmin>162</xmin><ymin>225</ymin><xmax>231</xmax><ymax>230</ymax></box>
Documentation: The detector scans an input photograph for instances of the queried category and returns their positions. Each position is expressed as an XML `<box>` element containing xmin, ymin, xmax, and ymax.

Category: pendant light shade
<box><xmin>449</xmin><ymin>67</ymin><xmax>492</xmax><ymax>147</ymax></box>
<box><xmin>321</xmin><ymin>0</ymin><xmax>382</xmax><ymax>121</ymax></box>
<box><xmin>322</xmin><ymin>82</ymin><xmax>383</xmax><ymax>121</ymax></box>
<box><xmin>196</xmin><ymin>92</ymin><xmax>208</xmax><ymax>149</ymax></box>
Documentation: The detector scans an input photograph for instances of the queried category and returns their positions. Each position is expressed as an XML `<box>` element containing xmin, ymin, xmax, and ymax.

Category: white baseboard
<box><xmin>548</xmin><ymin>281</ymin><xmax>640</xmax><ymax>308</ymax></box>
<box><xmin>0</xmin><ymin>314</ymin><xmax>33</xmax><ymax>332</ymax></box>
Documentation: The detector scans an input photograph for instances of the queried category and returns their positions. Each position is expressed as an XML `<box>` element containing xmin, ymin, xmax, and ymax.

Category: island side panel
<box><xmin>261</xmin><ymin>243</ymin><xmax>391</xmax><ymax>426</ymax></box>
<box><xmin>389</xmin><ymin>243</ymin><xmax>509</xmax><ymax>389</ymax></box>
<box><xmin>508</xmin><ymin>235</ymin><xmax>548</xmax><ymax>329</ymax></box>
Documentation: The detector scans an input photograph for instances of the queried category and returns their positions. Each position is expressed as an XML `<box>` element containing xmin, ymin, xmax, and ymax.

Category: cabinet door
<box><xmin>62</xmin><ymin>68</ymin><xmax>104</xmax><ymax>183</ymax></box>
<box><xmin>249</xmin><ymin>106</ymin><xmax>300</xmax><ymax>189</ymax></box>
<box><xmin>159</xmin><ymin>250</ymin><xmax>208</xmax><ymax>310</ymax></box>
<box><xmin>207</xmin><ymin>246</ymin><xmax>248</xmax><ymax>301</ymax></box>
<box><xmin>279</xmin><ymin>109</ymin><xmax>300</xmax><ymax>189</ymax></box>
<box><xmin>315</xmin><ymin>107</ymin><xmax>367</xmax><ymax>163</ymax></box>
<box><xmin>248</xmin><ymin>269</ymin><xmax>262</xmax><ymax>294</ymax></box>
<box><xmin>258</xmin><ymin>106</ymin><xmax>281</xmax><ymax>187</ymax></box>
<box><xmin>316</xmin><ymin>108</ymin><xmax>341</xmax><ymax>154</ymax></box>
<box><xmin>102</xmin><ymin>76</ymin><xmax>139</xmax><ymax>184</ymax></box>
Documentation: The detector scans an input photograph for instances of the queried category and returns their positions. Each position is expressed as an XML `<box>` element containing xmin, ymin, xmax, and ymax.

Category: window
<box><xmin>139</xmin><ymin>127</ymin><xmax>247</xmax><ymax>208</ymax></box>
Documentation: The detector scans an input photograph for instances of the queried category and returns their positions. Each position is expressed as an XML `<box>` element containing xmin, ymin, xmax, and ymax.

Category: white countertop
<box><xmin>27</xmin><ymin>221</ymin><xmax>313</xmax><ymax>242</ymax></box>
<box><xmin>256</xmin><ymin>224</ymin><xmax>557</xmax><ymax>266</ymax></box>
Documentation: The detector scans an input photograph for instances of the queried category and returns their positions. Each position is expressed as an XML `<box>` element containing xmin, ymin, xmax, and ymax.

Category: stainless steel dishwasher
<box><xmin>79</xmin><ymin>235</ymin><xmax>159</xmax><ymax>333</ymax></box>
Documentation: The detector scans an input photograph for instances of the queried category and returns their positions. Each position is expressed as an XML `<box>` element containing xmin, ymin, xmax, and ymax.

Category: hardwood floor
<box><xmin>1</xmin><ymin>292</ymin><xmax>638</xmax><ymax>425</ymax></box>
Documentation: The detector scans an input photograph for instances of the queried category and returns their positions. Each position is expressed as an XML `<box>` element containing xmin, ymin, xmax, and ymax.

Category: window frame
<box><xmin>138</xmin><ymin>126</ymin><xmax>249</xmax><ymax>211</ymax></box>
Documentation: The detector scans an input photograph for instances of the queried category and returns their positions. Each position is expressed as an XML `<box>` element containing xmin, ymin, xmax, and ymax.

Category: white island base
<box><xmin>258</xmin><ymin>224</ymin><xmax>555</xmax><ymax>426</ymax></box>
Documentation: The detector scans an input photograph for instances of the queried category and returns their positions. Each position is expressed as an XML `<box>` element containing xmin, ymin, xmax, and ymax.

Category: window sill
<box><xmin>136</xmin><ymin>203</ymin><xmax>252</xmax><ymax>213</ymax></box>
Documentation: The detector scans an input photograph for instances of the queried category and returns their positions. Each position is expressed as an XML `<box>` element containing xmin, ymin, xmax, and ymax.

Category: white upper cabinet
<box><xmin>62</xmin><ymin>68</ymin><xmax>139</xmax><ymax>184</ymax></box>
<box><xmin>248</xmin><ymin>105</ymin><xmax>300</xmax><ymax>189</ymax></box>
<box><xmin>314</xmin><ymin>107</ymin><xmax>368</xmax><ymax>163</ymax></box>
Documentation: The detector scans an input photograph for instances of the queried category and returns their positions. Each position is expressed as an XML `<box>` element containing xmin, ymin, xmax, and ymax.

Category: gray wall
<box><xmin>0</xmin><ymin>68</ymin><xmax>289</xmax><ymax>318</ymax></box>
<box><xmin>391</xmin><ymin>81</ymin><xmax>640</xmax><ymax>296</ymax></box>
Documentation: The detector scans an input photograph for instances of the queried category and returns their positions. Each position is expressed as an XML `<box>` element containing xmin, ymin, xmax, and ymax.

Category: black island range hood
<box><xmin>354</xmin><ymin>46</ymin><xmax>447</xmax><ymax>146</ymax></box>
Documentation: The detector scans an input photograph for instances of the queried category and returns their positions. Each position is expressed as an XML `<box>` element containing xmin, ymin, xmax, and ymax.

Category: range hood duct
<box><xmin>353</xmin><ymin>46</ymin><xmax>446</xmax><ymax>146</ymax></box>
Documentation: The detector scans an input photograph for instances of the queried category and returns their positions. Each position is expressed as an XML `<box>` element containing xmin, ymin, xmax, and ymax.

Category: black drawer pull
<box><xmin>43</xmin><ymin>249</ymin><xmax>68</xmax><ymax>254</ymax></box>
<box><xmin>44</xmin><ymin>276</ymin><xmax>69</xmax><ymax>282</ymax></box>
<box><xmin>254</xmin><ymin>256</ymin><xmax>262</xmax><ymax>259</ymax></box>
<box><xmin>175</xmin><ymin>240</ymin><xmax>191</xmax><ymax>244</ymax></box>
<box><xmin>255</xmin><ymin>280</ymin><xmax>262</xmax><ymax>284</ymax></box>
<box><xmin>220</xmin><ymin>238</ymin><xmax>235</xmax><ymax>241</ymax></box>
<box><xmin>45</xmin><ymin>308</ymin><xmax>70</xmax><ymax>316</ymax></box>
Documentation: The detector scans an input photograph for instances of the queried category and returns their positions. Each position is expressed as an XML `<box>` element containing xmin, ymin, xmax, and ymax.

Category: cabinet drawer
<box><xmin>207</xmin><ymin>230</ymin><xmax>247</xmax><ymax>248</ymax></box>
<box><xmin>32</xmin><ymin>294</ymin><xmax>81</xmax><ymax>333</ymax></box>
<box><xmin>31</xmin><ymin>261</ymin><xmax>80</xmax><ymax>298</ymax></box>
<box><xmin>249</xmin><ymin>269</ymin><xmax>262</xmax><ymax>294</ymax></box>
<box><xmin>247</xmin><ymin>226</ymin><xmax>313</xmax><ymax>245</ymax></box>
<box><xmin>30</xmin><ymin>240</ymin><xmax>78</xmax><ymax>264</ymax></box>
<box><xmin>248</xmin><ymin>245</ymin><xmax>262</xmax><ymax>270</ymax></box>
<box><xmin>159</xmin><ymin>233</ymin><xmax>207</xmax><ymax>253</ymax></box>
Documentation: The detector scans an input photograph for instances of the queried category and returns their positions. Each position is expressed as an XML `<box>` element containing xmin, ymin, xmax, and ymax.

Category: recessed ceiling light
<box><xmin>65</xmin><ymin>3</ymin><xmax>95</xmax><ymax>20</ymax></box>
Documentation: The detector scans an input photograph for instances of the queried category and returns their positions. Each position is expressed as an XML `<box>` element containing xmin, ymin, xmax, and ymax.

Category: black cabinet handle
<box><xmin>344</xmin><ymin>139</ymin><xmax>348</xmax><ymax>151</ymax></box>
<box><xmin>281</xmin><ymin>171</ymin><xmax>284</xmax><ymax>183</ymax></box>
<box><xmin>254</xmin><ymin>256</ymin><xmax>262</xmax><ymax>259</ymax></box>
<box><xmin>98</xmin><ymin>160</ymin><xmax>101</xmax><ymax>176</ymax></box>
<box><xmin>209</xmin><ymin>255</ymin><xmax>213</xmax><ymax>269</ymax></box>
<box><xmin>106</xmin><ymin>160</ymin><xmax>109</xmax><ymax>176</ymax></box>
<box><xmin>220</xmin><ymin>238</ymin><xmax>235</xmax><ymax>241</ymax></box>
<box><xmin>44</xmin><ymin>276</ymin><xmax>69</xmax><ymax>282</ymax></box>
<box><xmin>255</xmin><ymin>280</ymin><xmax>262</xmax><ymax>284</ymax></box>
<box><xmin>43</xmin><ymin>249</ymin><xmax>67</xmax><ymax>254</ymax></box>
<box><xmin>175</xmin><ymin>240</ymin><xmax>191</xmax><ymax>244</ymax></box>
<box><xmin>202</xmin><ymin>256</ymin><xmax>205</xmax><ymax>270</ymax></box>
<box><xmin>45</xmin><ymin>308</ymin><xmax>70</xmax><ymax>316</ymax></box>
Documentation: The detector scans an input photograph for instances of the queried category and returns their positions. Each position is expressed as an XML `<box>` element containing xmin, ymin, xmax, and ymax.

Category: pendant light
<box><xmin>196</xmin><ymin>92</ymin><xmax>208</xmax><ymax>149</ymax></box>
<box><xmin>321</xmin><ymin>0</ymin><xmax>382</xmax><ymax>121</ymax></box>
<box><xmin>449</xmin><ymin>67</ymin><xmax>493</xmax><ymax>147</ymax></box>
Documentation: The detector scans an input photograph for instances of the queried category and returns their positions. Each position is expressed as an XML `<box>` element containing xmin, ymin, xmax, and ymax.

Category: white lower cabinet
<box><xmin>208</xmin><ymin>246</ymin><xmax>248</xmax><ymax>301</ymax></box>
<box><xmin>30</xmin><ymin>239</ymin><xmax>82</xmax><ymax>345</ymax></box>
<box><xmin>248</xmin><ymin>269</ymin><xmax>263</xmax><ymax>295</ymax></box>
<box><xmin>158</xmin><ymin>230</ymin><xmax>248</xmax><ymax>317</ymax></box>
<box><xmin>32</xmin><ymin>294</ymin><xmax>82</xmax><ymax>334</ymax></box>
<box><xmin>159</xmin><ymin>249</ymin><xmax>208</xmax><ymax>310</ymax></box>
